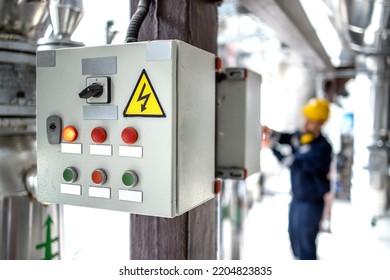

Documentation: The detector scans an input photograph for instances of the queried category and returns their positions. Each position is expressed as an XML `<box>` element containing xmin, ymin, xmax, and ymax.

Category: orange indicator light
<box><xmin>62</xmin><ymin>126</ymin><xmax>78</xmax><ymax>142</ymax></box>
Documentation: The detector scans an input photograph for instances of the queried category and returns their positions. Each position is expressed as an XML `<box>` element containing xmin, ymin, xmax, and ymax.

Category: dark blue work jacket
<box><xmin>272</xmin><ymin>131</ymin><xmax>332</xmax><ymax>202</ymax></box>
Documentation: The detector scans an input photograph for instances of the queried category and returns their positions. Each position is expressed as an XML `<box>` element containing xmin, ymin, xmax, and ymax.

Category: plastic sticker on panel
<box><xmin>123</xmin><ymin>69</ymin><xmax>166</xmax><ymax>117</ymax></box>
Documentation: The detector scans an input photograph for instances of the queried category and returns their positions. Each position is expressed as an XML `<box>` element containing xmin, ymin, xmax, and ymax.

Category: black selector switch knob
<box><xmin>78</xmin><ymin>83</ymin><xmax>103</xmax><ymax>99</ymax></box>
<box><xmin>46</xmin><ymin>115</ymin><xmax>62</xmax><ymax>144</ymax></box>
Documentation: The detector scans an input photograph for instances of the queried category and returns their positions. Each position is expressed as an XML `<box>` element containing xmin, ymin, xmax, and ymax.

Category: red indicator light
<box><xmin>215</xmin><ymin>56</ymin><xmax>222</xmax><ymax>72</ymax></box>
<box><xmin>243</xmin><ymin>68</ymin><xmax>248</xmax><ymax>80</ymax></box>
<box><xmin>214</xmin><ymin>179</ymin><xmax>222</xmax><ymax>195</ymax></box>
<box><xmin>121</xmin><ymin>127</ymin><xmax>138</xmax><ymax>144</ymax></box>
<box><xmin>91</xmin><ymin>127</ymin><xmax>107</xmax><ymax>143</ymax></box>
<box><xmin>243</xmin><ymin>169</ymin><xmax>248</xmax><ymax>179</ymax></box>
<box><xmin>91</xmin><ymin>169</ymin><xmax>107</xmax><ymax>185</ymax></box>
<box><xmin>62</xmin><ymin>126</ymin><xmax>78</xmax><ymax>142</ymax></box>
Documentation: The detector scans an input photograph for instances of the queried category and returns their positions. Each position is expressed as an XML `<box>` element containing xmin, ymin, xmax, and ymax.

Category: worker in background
<box><xmin>262</xmin><ymin>98</ymin><xmax>332</xmax><ymax>260</ymax></box>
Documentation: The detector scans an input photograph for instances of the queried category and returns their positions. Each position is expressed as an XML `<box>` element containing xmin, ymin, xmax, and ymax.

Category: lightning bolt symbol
<box><xmin>137</xmin><ymin>83</ymin><xmax>151</xmax><ymax>112</ymax></box>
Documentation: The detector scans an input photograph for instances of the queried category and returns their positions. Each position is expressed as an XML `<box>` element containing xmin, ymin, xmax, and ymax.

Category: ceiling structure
<box><xmin>219</xmin><ymin>0</ymin><xmax>390</xmax><ymax>101</ymax></box>
<box><xmin>237</xmin><ymin>0</ymin><xmax>363</xmax><ymax>73</ymax></box>
<box><xmin>239</xmin><ymin>0</ymin><xmax>336</xmax><ymax>71</ymax></box>
<box><xmin>237</xmin><ymin>0</ymin><xmax>390</xmax><ymax>68</ymax></box>
<box><xmin>219</xmin><ymin>0</ymin><xmax>390</xmax><ymax>99</ymax></box>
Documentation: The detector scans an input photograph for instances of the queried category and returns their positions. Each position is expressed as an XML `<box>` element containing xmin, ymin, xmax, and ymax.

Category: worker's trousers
<box><xmin>288</xmin><ymin>198</ymin><xmax>324</xmax><ymax>260</ymax></box>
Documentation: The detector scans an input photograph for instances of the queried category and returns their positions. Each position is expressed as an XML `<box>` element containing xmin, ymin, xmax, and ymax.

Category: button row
<box><xmin>62</xmin><ymin>167</ymin><xmax>138</xmax><ymax>187</ymax></box>
<box><xmin>62</xmin><ymin>126</ymin><xmax>138</xmax><ymax>144</ymax></box>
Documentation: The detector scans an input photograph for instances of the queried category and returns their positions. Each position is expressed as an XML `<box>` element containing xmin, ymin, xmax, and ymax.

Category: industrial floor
<box><xmin>62</xmin><ymin>172</ymin><xmax>390</xmax><ymax>261</ymax></box>
<box><xmin>240</xmin><ymin>187</ymin><xmax>390</xmax><ymax>261</ymax></box>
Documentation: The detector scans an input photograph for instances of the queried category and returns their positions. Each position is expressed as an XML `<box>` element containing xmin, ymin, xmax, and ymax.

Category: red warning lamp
<box><xmin>62</xmin><ymin>126</ymin><xmax>78</xmax><ymax>142</ymax></box>
<box><xmin>121</xmin><ymin>127</ymin><xmax>138</xmax><ymax>144</ymax></box>
<box><xmin>91</xmin><ymin>127</ymin><xmax>107</xmax><ymax>143</ymax></box>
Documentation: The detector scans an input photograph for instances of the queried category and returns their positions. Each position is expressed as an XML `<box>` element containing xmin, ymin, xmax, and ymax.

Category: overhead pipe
<box><xmin>338</xmin><ymin>0</ymin><xmax>390</xmax><ymax>54</ymax></box>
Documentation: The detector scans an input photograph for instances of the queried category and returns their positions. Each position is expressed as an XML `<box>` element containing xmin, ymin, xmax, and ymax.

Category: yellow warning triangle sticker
<box><xmin>123</xmin><ymin>69</ymin><xmax>166</xmax><ymax>117</ymax></box>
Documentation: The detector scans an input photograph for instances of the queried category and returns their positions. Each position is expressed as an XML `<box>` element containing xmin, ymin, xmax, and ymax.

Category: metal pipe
<box><xmin>48</xmin><ymin>0</ymin><xmax>84</xmax><ymax>39</ymax></box>
<box><xmin>0</xmin><ymin>136</ymin><xmax>63</xmax><ymax>259</ymax></box>
<box><xmin>38</xmin><ymin>0</ymin><xmax>84</xmax><ymax>50</ymax></box>
<box><xmin>0</xmin><ymin>0</ymin><xmax>50</xmax><ymax>42</ymax></box>
<box><xmin>338</xmin><ymin>0</ymin><xmax>390</xmax><ymax>54</ymax></box>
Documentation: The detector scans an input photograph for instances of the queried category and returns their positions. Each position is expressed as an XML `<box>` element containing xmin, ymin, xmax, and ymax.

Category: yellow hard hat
<box><xmin>302</xmin><ymin>98</ymin><xmax>330</xmax><ymax>123</ymax></box>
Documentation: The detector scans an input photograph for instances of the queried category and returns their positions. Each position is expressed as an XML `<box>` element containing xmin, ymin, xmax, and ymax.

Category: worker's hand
<box><xmin>261</xmin><ymin>125</ymin><xmax>274</xmax><ymax>148</ymax></box>
<box><xmin>262</xmin><ymin>125</ymin><xmax>274</xmax><ymax>139</ymax></box>
<box><xmin>323</xmin><ymin>191</ymin><xmax>333</xmax><ymax>206</ymax></box>
<box><xmin>320</xmin><ymin>191</ymin><xmax>334</xmax><ymax>233</ymax></box>
<box><xmin>262</xmin><ymin>125</ymin><xmax>273</xmax><ymax>136</ymax></box>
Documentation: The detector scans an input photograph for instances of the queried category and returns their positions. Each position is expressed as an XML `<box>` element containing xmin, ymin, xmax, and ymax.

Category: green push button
<box><xmin>122</xmin><ymin>170</ymin><xmax>138</xmax><ymax>187</ymax></box>
<box><xmin>63</xmin><ymin>167</ymin><xmax>78</xmax><ymax>183</ymax></box>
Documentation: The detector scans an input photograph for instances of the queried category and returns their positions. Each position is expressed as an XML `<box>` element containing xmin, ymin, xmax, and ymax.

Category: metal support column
<box><xmin>129</xmin><ymin>0</ymin><xmax>219</xmax><ymax>260</ymax></box>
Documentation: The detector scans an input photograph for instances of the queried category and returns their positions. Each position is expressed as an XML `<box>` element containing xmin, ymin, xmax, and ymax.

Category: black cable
<box><xmin>125</xmin><ymin>0</ymin><xmax>151</xmax><ymax>43</ymax></box>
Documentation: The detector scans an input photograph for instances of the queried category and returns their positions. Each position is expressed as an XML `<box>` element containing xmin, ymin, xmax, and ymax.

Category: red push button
<box><xmin>121</xmin><ymin>127</ymin><xmax>138</xmax><ymax>144</ymax></box>
<box><xmin>91</xmin><ymin>169</ymin><xmax>107</xmax><ymax>185</ymax></box>
<box><xmin>91</xmin><ymin>127</ymin><xmax>107</xmax><ymax>143</ymax></box>
<box><xmin>62</xmin><ymin>126</ymin><xmax>78</xmax><ymax>142</ymax></box>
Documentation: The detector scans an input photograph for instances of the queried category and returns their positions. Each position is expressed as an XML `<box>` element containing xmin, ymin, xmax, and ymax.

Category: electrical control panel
<box><xmin>36</xmin><ymin>40</ymin><xmax>216</xmax><ymax>218</ymax></box>
<box><xmin>216</xmin><ymin>68</ymin><xmax>261</xmax><ymax>179</ymax></box>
